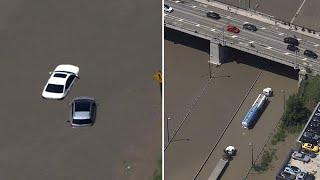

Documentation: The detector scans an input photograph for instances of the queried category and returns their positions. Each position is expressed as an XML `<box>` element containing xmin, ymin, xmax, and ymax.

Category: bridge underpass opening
<box><xmin>165</xmin><ymin>27</ymin><xmax>299</xmax><ymax>81</ymax></box>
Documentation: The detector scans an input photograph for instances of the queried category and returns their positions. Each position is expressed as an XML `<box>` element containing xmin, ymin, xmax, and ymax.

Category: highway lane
<box><xmin>165</xmin><ymin>0</ymin><xmax>320</xmax><ymax>54</ymax></box>
<box><xmin>165</xmin><ymin>13</ymin><xmax>320</xmax><ymax>71</ymax></box>
<box><xmin>166</xmin><ymin>0</ymin><xmax>320</xmax><ymax>50</ymax></box>
<box><xmin>164</xmin><ymin>0</ymin><xmax>320</xmax><ymax>72</ymax></box>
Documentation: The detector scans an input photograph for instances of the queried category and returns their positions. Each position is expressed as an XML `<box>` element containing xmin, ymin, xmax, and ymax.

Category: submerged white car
<box><xmin>42</xmin><ymin>64</ymin><xmax>79</xmax><ymax>99</ymax></box>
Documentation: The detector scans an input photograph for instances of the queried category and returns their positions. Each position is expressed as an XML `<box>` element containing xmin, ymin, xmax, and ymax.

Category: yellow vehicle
<box><xmin>302</xmin><ymin>143</ymin><xmax>319</xmax><ymax>153</ymax></box>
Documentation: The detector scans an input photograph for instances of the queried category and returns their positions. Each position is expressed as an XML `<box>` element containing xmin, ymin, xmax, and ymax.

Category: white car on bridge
<box><xmin>42</xmin><ymin>64</ymin><xmax>79</xmax><ymax>100</ymax></box>
<box><xmin>164</xmin><ymin>4</ymin><xmax>173</xmax><ymax>13</ymax></box>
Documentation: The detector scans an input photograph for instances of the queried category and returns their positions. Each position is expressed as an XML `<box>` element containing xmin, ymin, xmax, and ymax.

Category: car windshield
<box><xmin>72</xmin><ymin>119</ymin><xmax>92</xmax><ymax>125</ymax></box>
<box><xmin>75</xmin><ymin>101</ymin><xmax>90</xmax><ymax>111</ymax></box>
<box><xmin>46</xmin><ymin>84</ymin><xmax>64</xmax><ymax>93</ymax></box>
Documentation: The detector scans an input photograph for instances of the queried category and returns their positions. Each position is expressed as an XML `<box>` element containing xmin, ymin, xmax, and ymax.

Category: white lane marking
<box><xmin>192</xmin><ymin>5</ymin><xmax>197</xmax><ymax>8</ymax></box>
<box><xmin>314</xmin><ymin>44</ymin><xmax>319</xmax><ymax>47</ymax></box>
<box><xmin>244</xmin><ymin>22</ymin><xmax>249</xmax><ymax>24</ymax></box>
<box><xmin>231</xmin><ymin>35</ymin><xmax>238</xmax><ymax>38</ymax></box>
<box><xmin>266</xmin><ymin>46</ymin><xmax>272</xmax><ymax>49</ymax></box>
<box><xmin>303</xmin><ymin>62</ymin><xmax>308</xmax><ymax>65</ymax></box>
<box><xmin>174</xmin><ymin>0</ymin><xmax>181</xmax><ymax>3</ymax></box>
<box><xmin>260</xmin><ymin>27</ymin><xmax>266</xmax><ymax>30</ymax></box>
<box><xmin>284</xmin><ymin>52</ymin><xmax>291</xmax><ymax>55</ymax></box>
<box><xmin>297</xmin><ymin>38</ymin><xmax>302</xmax><ymax>41</ymax></box>
<box><xmin>302</xmin><ymin>58</ymin><xmax>307</xmax><ymax>61</ymax></box>
<box><xmin>178</xmin><ymin>18</ymin><xmax>183</xmax><ymax>22</ymax></box>
<box><xmin>195</xmin><ymin>24</ymin><xmax>200</xmax><ymax>27</ymax></box>
<box><xmin>290</xmin><ymin>0</ymin><xmax>307</xmax><ymax>23</ymax></box>
<box><xmin>249</xmin><ymin>41</ymin><xmax>254</xmax><ymax>43</ymax></box>
<box><xmin>211</xmin><ymin>29</ymin><xmax>215</xmax><ymax>31</ymax></box>
<box><xmin>279</xmin><ymin>33</ymin><xmax>284</xmax><ymax>35</ymax></box>
<box><xmin>164</xmin><ymin>14</ymin><xmax>168</xmax><ymax>16</ymax></box>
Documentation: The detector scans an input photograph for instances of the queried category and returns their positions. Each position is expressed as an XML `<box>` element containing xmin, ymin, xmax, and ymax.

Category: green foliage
<box><xmin>299</xmin><ymin>75</ymin><xmax>320</xmax><ymax>110</ymax></box>
<box><xmin>281</xmin><ymin>94</ymin><xmax>310</xmax><ymax>127</ymax></box>
<box><xmin>271</xmin><ymin>125</ymin><xmax>286</xmax><ymax>145</ymax></box>
<box><xmin>153</xmin><ymin>156</ymin><xmax>162</xmax><ymax>180</ymax></box>
<box><xmin>253</xmin><ymin>149</ymin><xmax>276</xmax><ymax>172</ymax></box>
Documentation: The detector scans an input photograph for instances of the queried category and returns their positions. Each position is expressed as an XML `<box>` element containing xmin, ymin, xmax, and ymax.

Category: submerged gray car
<box><xmin>69</xmin><ymin>97</ymin><xmax>96</xmax><ymax>127</ymax></box>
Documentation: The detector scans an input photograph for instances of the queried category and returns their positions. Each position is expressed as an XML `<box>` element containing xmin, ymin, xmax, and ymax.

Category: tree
<box><xmin>299</xmin><ymin>75</ymin><xmax>320</xmax><ymax>110</ymax></box>
<box><xmin>281</xmin><ymin>94</ymin><xmax>310</xmax><ymax>126</ymax></box>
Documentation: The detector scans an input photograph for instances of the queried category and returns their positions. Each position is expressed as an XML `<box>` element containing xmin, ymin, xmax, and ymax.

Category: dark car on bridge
<box><xmin>304</xmin><ymin>50</ymin><xmax>318</xmax><ymax>59</ymax></box>
<box><xmin>243</xmin><ymin>23</ymin><xmax>257</xmax><ymax>32</ymax></box>
<box><xmin>206</xmin><ymin>11</ymin><xmax>221</xmax><ymax>20</ymax></box>
<box><xmin>284</xmin><ymin>37</ymin><xmax>299</xmax><ymax>46</ymax></box>
<box><xmin>287</xmin><ymin>44</ymin><xmax>299</xmax><ymax>52</ymax></box>
<box><xmin>227</xmin><ymin>25</ymin><xmax>240</xmax><ymax>33</ymax></box>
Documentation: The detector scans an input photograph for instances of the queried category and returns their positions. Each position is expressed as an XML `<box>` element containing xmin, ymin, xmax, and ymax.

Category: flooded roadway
<box><xmin>164</xmin><ymin>28</ymin><xmax>298</xmax><ymax>180</ymax></box>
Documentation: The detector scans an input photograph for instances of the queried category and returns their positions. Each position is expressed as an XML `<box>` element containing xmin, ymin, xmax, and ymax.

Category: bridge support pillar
<box><xmin>210</xmin><ymin>41</ymin><xmax>229</xmax><ymax>65</ymax></box>
<box><xmin>298</xmin><ymin>68</ymin><xmax>307</xmax><ymax>86</ymax></box>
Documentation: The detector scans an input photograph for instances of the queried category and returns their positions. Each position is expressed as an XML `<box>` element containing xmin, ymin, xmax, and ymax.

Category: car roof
<box><xmin>47</xmin><ymin>72</ymin><xmax>70</xmax><ymax>85</ymax></box>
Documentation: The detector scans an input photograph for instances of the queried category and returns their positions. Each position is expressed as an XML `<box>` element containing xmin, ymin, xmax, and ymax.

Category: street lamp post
<box><xmin>166</xmin><ymin>117</ymin><xmax>171</xmax><ymax>143</ymax></box>
<box><xmin>281</xmin><ymin>90</ymin><xmax>286</xmax><ymax>112</ymax></box>
<box><xmin>249</xmin><ymin>142</ymin><xmax>254</xmax><ymax>167</ymax></box>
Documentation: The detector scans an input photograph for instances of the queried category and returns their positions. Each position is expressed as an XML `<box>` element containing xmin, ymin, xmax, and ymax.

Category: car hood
<box><xmin>74</xmin><ymin>112</ymin><xmax>90</xmax><ymax>119</ymax></box>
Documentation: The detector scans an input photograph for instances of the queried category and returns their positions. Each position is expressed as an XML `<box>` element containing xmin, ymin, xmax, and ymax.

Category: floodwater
<box><xmin>164</xmin><ymin>28</ymin><xmax>299</xmax><ymax>180</ymax></box>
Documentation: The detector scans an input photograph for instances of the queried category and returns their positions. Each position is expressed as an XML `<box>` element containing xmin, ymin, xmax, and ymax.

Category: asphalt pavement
<box><xmin>0</xmin><ymin>0</ymin><xmax>160</xmax><ymax>179</ymax></box>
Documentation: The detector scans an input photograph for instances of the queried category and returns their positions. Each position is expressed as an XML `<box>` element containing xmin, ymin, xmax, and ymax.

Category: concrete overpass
<box><xmin>164</xmin><ymin>0</ymin><xmax>320</xmax><ymax>83</ymax></box>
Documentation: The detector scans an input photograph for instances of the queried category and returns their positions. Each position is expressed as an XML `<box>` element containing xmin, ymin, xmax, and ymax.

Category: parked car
<box><xmin>164</xmin><ymin>4</ymin><xmax>173</xmax><ymax>13</ymax></box>
<box><xmin>227</xmin><ymin>25</ymin><xmax>240</xmax><ymax>33</ymax></box>
<box><xmin>287</xmin><ymin>44</ymin><xmax>299</xmax><ymax>52</ymax></box>
<box><xmin>304</xmin><ymin>50</ymin><xmax>318</xmax><ymax>59</ymax></box>
<box><xmin>280</xmin><ymin>171</ymin><xmax>296</xmax><ymax>180</ymax></box>
<box><xmin>310</xmin><ymin>121</ymin><xmax>320</xmax><ymax>128</ymax></box>
<box><xmin>284</xmin><ymin>165</ymin><xmax>301</xmax><ymax>175</ymax></box>
<box><xmin>303</xmin><ymin>132</ymin><xmax>320</xmax><ymax>141</ymax></box>
<box><xmin>312</xmin><ymin>116</ymin><xmax>320</xmax><ymax>122</ymax></box>
<box><xmin>302</xmin><ymin>143</ymin><xmax>319</xmax><ymax>152</ymax></box>
<box><xmin>300</xmin><ymin>149</ymin><xmax>317</xmax><ymax>158</ymax></box>
<box><xmin>69</xmin><ymin>97</ymin><xmax>96</xmax><ymax>127</ymax></box>
<box><xmin>305</xmin><ymin>126</ymin><xmax>320</xmax><ymax>135</ymax></box>
<box><xmin>296</xmin><ymin>172</ymin><xmax>307</xmax><ymax>180</ymax></box>
<box><xmin>291</xmin><ymin>151</ymin><xmax>310</xmax><ymax>162</ymax></box>
<box><xmin>284</xmin><ymin>37</ymin><xmax>299</xmax><ymax>46</ymax></box>
<box><xmin>42</xmin><ymin>64</ymin><xmax>79</xmax><ymax>99</ymax></box>
<box><xmin>206</xmin><ymin>11</ymin><xmax>221</xmax><ymax>19</ymax></box>
<box><xmin>243</xmin><ymin>23</ymin><xmax>257</xmax><ymax>31</ymax></box>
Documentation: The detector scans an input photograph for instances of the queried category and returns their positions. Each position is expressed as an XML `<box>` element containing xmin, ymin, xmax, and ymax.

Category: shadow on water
<box><xmin>165</xmin><ymin>27</ymin><xmax>299</xmax><ymax>80</ymax></box>
<box><xmin>165</xmin><ymin>27</ymin><xmax>209</xmax><ymax>53</ymax></box>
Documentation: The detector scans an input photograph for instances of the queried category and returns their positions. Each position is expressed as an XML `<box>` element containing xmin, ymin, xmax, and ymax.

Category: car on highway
<box><xmin>243</xmin><ymin>23</ymin><xmax>257</xmax><ymax>31</ymax></box>
<box><xmin>291</xmin><ymin>151</ymin><xmax>310</xmax><ymax>162</ymax></box>
<box><xmin>284</xmin><ymin>37</ymin><xmax>299</xmax><ymax>46</ymax></box>
<box><xmin>300</xmin><ymin>149</ymin><xmax>317</xmax><ymax>158</ymax></box>
<box><xmin>287</xmin><ymin>44</ymin><xmax>299</xmax><ymax>52</ymax></box>
<box><xmin>302</xmin><ymin>143</ymin><xmax>319</xmax><ymax>152</ymax></box>
<box><xmin>69</xmin><ymin>97</ymin><xmax>96</xmax><ymax>127</ymax></box>
<box><xmin>164</xmin><ymin>4</ymin><xmax>173</xmax><ymax>13</ymax></box>
<box><xmin>206</xmin><ymin>11</ymin><xmax>221</xmax><ymax>20</ymax></box>
<box><xmin>42</xmin><ymin>64</ymin><xmax>79</xmax><ymax>99</ymax></box>
<box><xmin>284</xmin><ymin>165</ymin><xmax>301</xmax><ymax>175</ymax></box>
<box><xmin>280</xmin><ymin>171</ymin><xmax>296</xmax><ymax>180</ymax></box>
<box><xmin>226</xmin><ymin>25</ymin><xmax>240</xmax><ymax>33</ymax></box>
<box><xmin>304</xmin><ymin>50</ymin><xmax>318</xmax><ymax>59</ymax></box>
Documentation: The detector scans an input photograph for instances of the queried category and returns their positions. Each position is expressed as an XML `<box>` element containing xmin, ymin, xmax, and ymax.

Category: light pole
<box><xmin>249</xmin><ymin>142</ymin><xmax>254</xmax><ymax>167</ymax></box>
<box><xmin>166</xmin><ymin>117</ymin><xmax>171</xmax><ymax>144</ymax></box>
